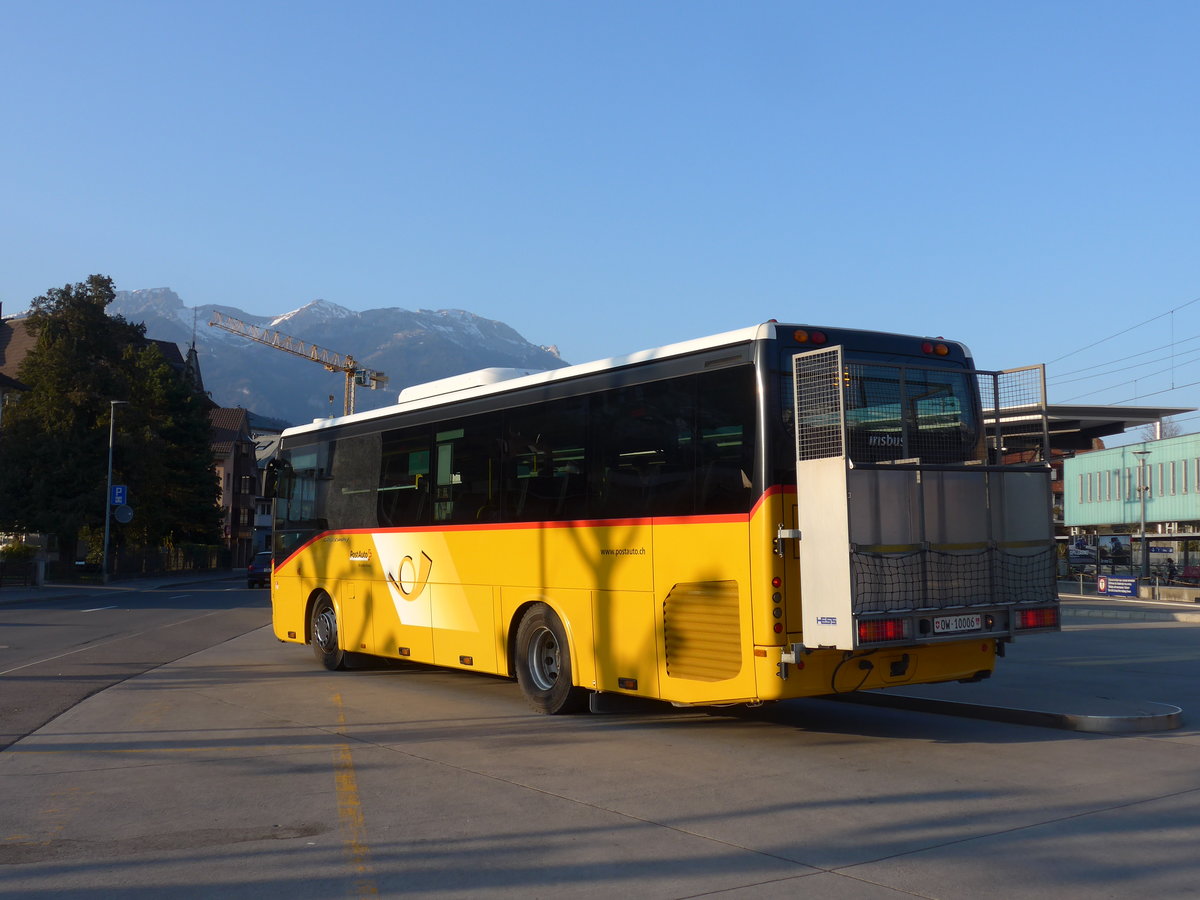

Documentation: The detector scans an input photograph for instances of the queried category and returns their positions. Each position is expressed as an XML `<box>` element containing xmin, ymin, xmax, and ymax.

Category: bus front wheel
<box><xmin>310</xmin><ymin>593</ymin><xmax>347</xmax><ymax>671</ymax></box>
<box><xmin>514</xmin><ymin>603</ymin><xmax>589</xmax><ymax>715</ymax></box>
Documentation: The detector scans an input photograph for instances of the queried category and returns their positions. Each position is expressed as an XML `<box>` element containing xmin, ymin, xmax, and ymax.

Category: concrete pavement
<box><xmin>3</xmin><ymin>578</ymin><xmax>1191</xmax><ymax>734</ymax></box>
<box><xmin>4</xmin><ymin>606</ymin><xmax>1199</xmax><ymax>898</ymax></box>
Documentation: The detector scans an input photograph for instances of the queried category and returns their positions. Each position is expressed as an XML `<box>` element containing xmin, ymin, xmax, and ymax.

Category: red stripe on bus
<box><xmin>274</xmin><ymin>485</ymin><xmax>796</xmax><ymax>572</ymax></box>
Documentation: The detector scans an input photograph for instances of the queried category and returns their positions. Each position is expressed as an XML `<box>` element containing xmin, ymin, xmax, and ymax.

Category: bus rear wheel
<box><xmin>310</xmin><ymin>593</ymin><xmax>347</xmax><ymax>671</ymax></box>
<box><xmin>514</xmin><ymin>603</ymin><xmax>589</xmax><ymax>715</ymax></box>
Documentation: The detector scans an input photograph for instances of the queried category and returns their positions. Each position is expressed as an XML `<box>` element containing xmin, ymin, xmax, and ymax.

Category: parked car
<box><xmin>247</xmin><ymin>551</ymin><xmax>273</xmax><ymax>589</ymax></box>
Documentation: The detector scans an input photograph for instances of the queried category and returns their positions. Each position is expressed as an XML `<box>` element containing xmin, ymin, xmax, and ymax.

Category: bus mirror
<box><xmin>264</xmin><ymin>459</ymin><xmax>286</xmax><ymax>499</ymax></box>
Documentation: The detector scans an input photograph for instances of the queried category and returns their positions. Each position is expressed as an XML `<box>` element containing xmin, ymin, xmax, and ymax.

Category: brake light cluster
<box><xmin>1015</xmin><ymin>607</ymin><xmax>1060</xmax><ymax>630</ymax></box>
<box><xmin>792</xmin><ymin>326</ymin><xmax>950</xmax><ymax>358</ymax></box>
<box><xmin>857</xmin><ymin>617</ymin><xmax>910</xmax><ymax>643</ymax></box>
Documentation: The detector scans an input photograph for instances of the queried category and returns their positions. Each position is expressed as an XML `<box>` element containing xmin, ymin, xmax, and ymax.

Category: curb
<box><xmin>1061</xmin><ymin>596</ymin><xmax>1200</xmax><ymax>624</ymax></box>
<box><xmin>832</xmin><ymin>691</ymin><xmax>1183</xmax><ymax>734</ymax></box>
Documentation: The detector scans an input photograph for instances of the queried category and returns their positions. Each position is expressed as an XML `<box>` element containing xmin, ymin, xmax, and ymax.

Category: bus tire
<box><xmin>310</xmin><ymin>592</ymin><xmax>347</xmax><ymax>671</ymax></box>
<box><xmin>514</xmin><ymin>603</ymin><xmax>589</xmax><ymax>715</ymax></box>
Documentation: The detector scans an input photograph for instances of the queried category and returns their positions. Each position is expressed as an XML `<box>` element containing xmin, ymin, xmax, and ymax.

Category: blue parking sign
<box><xmin>111</xmin><ymin>484</ymin><xmax>127</xmax><ymax>506</ymax></box>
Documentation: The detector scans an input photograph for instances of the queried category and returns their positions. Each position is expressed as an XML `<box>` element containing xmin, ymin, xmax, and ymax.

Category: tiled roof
<box><xmin>150</xmin><ymin>339</ymin><xmax>186</xmax><ymax>369</ymax></box>
<box><xmin>1</xmin><ymin>319</ymin><xmax>189</xmax><ymax>385</ymax></box>
<box><xmin>0</xmin><ymin>318</ymin><xmax>38</xmax><ymax>379</ymax></box>
<box><xmin>0</xmin><ymin>371</ymin><xmax>29</xmax><ymax>391</ymax></box>
<box><xmin>209</xmin><ymin>407</ymin><xmax>252</xmax><ymax>448</ymax></box>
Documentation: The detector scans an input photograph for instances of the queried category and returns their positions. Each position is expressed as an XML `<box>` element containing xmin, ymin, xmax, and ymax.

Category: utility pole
<box><xmin>102</xmin><ymin>400</ymin><xmax>129</xmax><ymax>583</ymax></box>
<box><xmin>1133</xmin><ymin>449</ymin><xmax>1151</xmax><ymax>581</ymax></box>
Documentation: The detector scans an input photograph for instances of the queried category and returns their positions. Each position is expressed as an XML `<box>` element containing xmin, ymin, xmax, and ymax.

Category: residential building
<box><xmin>250</xmin><ymin>418</ymin><xmax>286</xmax><ymax>554</ymax></box>
<box><xmin>0</xmin><ymin>303</ymin><xmax>34</xmax><ymax>422</ymax></box>
<box><xmin>210</xmin><ymin>407</ymin><xmax>258</xmax><ymax>568</ymax></box>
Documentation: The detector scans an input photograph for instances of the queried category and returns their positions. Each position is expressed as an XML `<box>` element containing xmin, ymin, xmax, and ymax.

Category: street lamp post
<box><xmin>1133</xmin><ymin>449</ymin><xmax>1151</xmax><ymax>581</ymax></box>
<box><xmin>102</xmin><ymin>400</ymin><xmax>129</xmax><ymax>584</ymax></box>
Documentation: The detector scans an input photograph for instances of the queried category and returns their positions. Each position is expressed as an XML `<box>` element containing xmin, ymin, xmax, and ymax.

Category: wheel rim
<box><xmin>525</xmin><ymin>625</ymin><xmax>561</xmax><ymax>691</ymax></box>
<box><xmin>313</xmin><ymin>604</ymin><xmax>338</xmax><ymax>653</ymax></box>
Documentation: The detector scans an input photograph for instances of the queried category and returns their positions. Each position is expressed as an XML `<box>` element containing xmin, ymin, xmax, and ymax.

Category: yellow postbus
<box><xmin>267</xmin><ymin>322</ymin><xmax>1059</xmax><ymax>713</ymax></box>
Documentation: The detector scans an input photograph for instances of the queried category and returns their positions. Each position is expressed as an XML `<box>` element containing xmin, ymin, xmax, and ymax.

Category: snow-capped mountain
<box><xmin>110</xmin><ymin>289</ymin><xmax>566</xmax><ymax>426</ymax></box>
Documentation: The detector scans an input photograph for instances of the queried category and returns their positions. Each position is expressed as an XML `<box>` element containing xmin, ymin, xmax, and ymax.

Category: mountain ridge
<box><xmin>108</xmin><ymin>289</ymin><xmax>566</xmax><ymax>427</ymax></box>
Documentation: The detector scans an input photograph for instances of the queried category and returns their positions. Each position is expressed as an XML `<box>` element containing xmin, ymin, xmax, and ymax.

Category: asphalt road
<box><xmin>0</xmin><ymin>577</ymin><xmax>270</xmax><ymax>750</ymax></box>
<box><xmin>2</xmin><ymin>597</ymin><xmax>1199</xmax><ymax>898</ymax></box>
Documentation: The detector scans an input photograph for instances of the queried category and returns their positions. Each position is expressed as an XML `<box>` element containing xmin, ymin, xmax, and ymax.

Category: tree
<box><xmin>122</xmin><ymin>343</ymin><xmax>221</xmax><ymax>547</ymax></box>
<box><xmin>1140</xmin><ymin>418</ymin><xmax>1182</xmax><ymax>442</ymax></box>
<box><xmin>0</xmin><ymin>275</ymin><xmax>220</xmax><ymax>561</ymax></box>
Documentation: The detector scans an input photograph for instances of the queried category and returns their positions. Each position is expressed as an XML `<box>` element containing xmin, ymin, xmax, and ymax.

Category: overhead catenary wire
<box><xmin>1048</xmin><ymin>333</ymin><xmax>1200</xmax><ymax>383</ymax></box>
<box><xmin>1058</xmin><ymin>357</ymin><xmax>1200</xmax><ymax>403</ymax></box>
<box><xmin>1049</xmin><ymin>344</ymin><xmax>1200</xmax><ymax>389</ymax></box>
<box><xmin>1047</xmin><ymin>295</ymin><xmax>1200</xmax><ymax>366</ymax></box>
<box><xmin>1076</xmin><ymin>375</ymin><xmax>1200</xmax><ymax>407</ymax></box>
<box><xmin>1043</xmin><ymin>293</ymin><xmax>1200</xmax><ymax>412</ymax></box>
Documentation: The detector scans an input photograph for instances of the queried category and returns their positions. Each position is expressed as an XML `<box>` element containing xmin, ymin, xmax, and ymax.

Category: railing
<box><xmin>45</xmin><ymin>546</ymin><xmax>230</xmax><ymax>583</ymax></box>
<box><xmin>0</xmin><ymin>560</ymin><xmax>35</xmax><ymax>589</ymax></box>
<box><xmin>1057</xmin><ymin>573</ymin><xmax>1200</xmax><ymax>603</ymax></box>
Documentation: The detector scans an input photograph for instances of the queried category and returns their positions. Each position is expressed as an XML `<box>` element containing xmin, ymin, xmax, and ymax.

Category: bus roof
<box><xmin>282</xmin><ymin>323</ymin><xmax>772</xmax><ymax>438</ymax></box>
<box><xmin>280</xmin><ymin>321</ymin><xmax>970</xmax><ymax>438</ymax></box>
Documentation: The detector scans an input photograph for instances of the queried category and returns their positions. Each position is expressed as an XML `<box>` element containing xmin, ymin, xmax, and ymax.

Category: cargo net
<box><xmin>850</xmin><ymin>546</ymin><xmax>1057</xmax><ymax>614</ymax></box>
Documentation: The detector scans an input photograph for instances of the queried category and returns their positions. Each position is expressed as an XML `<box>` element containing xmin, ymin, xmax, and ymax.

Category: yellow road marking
<box><xmin>332</xmin><ymin>693</ymin><xmax>378</xmax><ymax>897</ymax></box>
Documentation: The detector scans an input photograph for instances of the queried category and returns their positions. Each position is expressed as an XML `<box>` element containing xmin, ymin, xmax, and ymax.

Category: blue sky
<box><xmin>4</xmin><ymin>1</ymin><xmax>1199</xmax><ymax>430</ymax></box>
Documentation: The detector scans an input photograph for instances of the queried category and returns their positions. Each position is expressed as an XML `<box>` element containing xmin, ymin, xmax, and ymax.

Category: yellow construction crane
<box><xmin>208</xmin><ymin>310</ymin><xmax>389</xmax><ymax>416</ymax></box>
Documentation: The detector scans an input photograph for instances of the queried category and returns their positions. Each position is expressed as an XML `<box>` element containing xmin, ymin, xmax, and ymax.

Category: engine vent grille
<box><xmin>663</xmin><ymin>581</ymin><xmax>741</xmax><ymax>682</ymax></box>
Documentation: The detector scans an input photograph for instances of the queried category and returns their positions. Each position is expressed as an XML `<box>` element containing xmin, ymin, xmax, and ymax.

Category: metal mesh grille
<box><xmin>793</xmin><ymin>346</ymin><xmax>845</xmax><ymax>461</ymax></box>
<box><xmin>851</xmin><ymin>547</ymin><xmax>1057</xmax><ymax>613</ymax></box>
<box><xmin>988</xmin><ymin>366</ymin><xmax>1046</xmax><ymax>414</ymax></box>
<box><xmin>663</xmin><ymin>581</ymin><xmax>742</xmax><ymax>682</ymax></box>
<box><xmin>983</xmin><ymin>365</ymin><xmax>1049</xmax><ymax>461</ymax></box>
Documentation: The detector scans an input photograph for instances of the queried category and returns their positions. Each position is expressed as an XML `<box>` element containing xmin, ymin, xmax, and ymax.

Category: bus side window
<box><xmin>696</xmin><ymin>367</ymin><xmax>755</xmax><ymax>514</ymax></box>
<box><xmin>277</xmin><ymin>446</ymin><xmax>325</xmax><ymax>527</ymax></box>
<box><xmin>434</xmin><ymin>416</ymin><xmax>502</xmax><ymax>524</ymax></box>
<box><xmin>503</xmin><ymin>397</ymin><xmax>587</xmax><ymax>522</ymax></box>
<box><xmin>592</xmin><ymin>379</ymin><xmax>694</xmax><ymax>518</ymax></box>
<box><xmin>325</xmin><ymin>432</ymin><xmax>381</xmax><ymax>529</ymax></box>
<box><xmin>379</xmin><ymin>429</ymin><xmax>431</xmax><ymax>527</ymax></box>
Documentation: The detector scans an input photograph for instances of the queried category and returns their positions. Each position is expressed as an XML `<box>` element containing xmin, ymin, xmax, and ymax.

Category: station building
<box><xmin>1063</xmin><ymin>430</ymin><xmax>1200</xmax><ymax>573</ymax></box>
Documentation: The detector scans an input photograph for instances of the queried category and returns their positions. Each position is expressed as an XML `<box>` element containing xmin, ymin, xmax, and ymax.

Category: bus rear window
<box><xmin>781</xmin><ymin>353</ymin><xmax>982</xmax><ymax>466</ymax></box>
<box><xmin>843</xmin><ymin>363</ymin><xmax>980</xmax><ymax>463</ymax></box>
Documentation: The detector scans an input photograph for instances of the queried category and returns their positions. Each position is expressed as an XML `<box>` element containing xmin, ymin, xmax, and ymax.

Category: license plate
<box><xmin>933</xmin><ymin>614</ymin><xmax>982</xmax><ymax>634</ymax></box>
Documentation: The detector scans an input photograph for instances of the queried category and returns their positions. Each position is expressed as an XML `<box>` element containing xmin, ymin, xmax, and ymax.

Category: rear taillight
<box><xmin>858</xmin><ymin>617</ymin><xmax>909</xmax><ymax>643</ymax></box>
<box><xmin>1015</xmin><ymin>607</ymin><xmax>1059</xmax><ymax>630</ymax></box>
<box><xmin>793</xmin><ymin>328</ymin><xmax>828</xmax><ymax>345</ymax></box>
